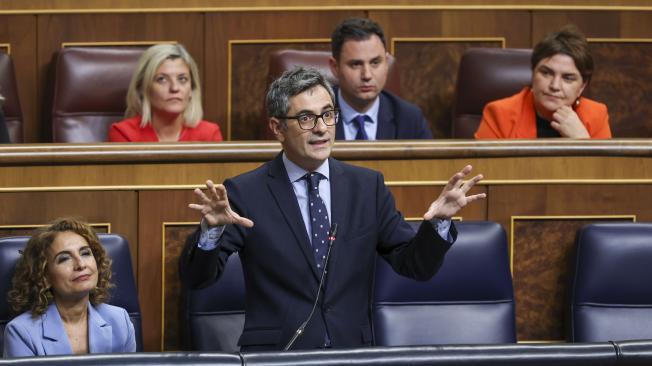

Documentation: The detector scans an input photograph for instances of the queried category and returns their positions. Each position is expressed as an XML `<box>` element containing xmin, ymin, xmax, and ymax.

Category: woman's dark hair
<box><xmin>531</xmin><ymin>25</ymin><xmax>593</xmax><ymax>83</ymax></box>
<box><xmin>8</xmin><ymin>217</ymin><xmax>113</xmax><ymax>316</ymax></box>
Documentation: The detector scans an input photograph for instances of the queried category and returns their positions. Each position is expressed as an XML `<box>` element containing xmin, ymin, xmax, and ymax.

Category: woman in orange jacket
<box><xmin>475</xmin><ymin>26</ymin><xmax>611</xmax><ymax>139</ymax></box>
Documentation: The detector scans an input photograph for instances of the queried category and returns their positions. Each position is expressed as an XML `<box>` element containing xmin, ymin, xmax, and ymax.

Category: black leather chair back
<box><xmin>570</xmin><ymin>223</ymin><xmax>652</xmax><ymax>342</ymax></box>
<box><xmin>0</xmin><ymin>52</ymin><xmax>24</xmax><ymax>142</ymax></box>
<box><xmin>0</xmin><ymin>234</ymin><xmax>143</xmax><ymax>351</ymax></box>
<box><xmin>183</xmin><ymin>253</ymin><xmax>245</xmax><ymax>352</ymax></box>
<box><xmin>373</xmin><ymin>221</ymin><xmax>516</xmax><ymax>345</ymax></box>
<box><xmin>452</xmin><ymin>48</ymin><xmax>532</xmax><ymax>138</ymax></box>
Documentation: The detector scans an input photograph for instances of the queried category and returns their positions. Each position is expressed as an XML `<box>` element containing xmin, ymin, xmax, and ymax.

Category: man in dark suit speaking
<box><xmin>329</xmin><ymin>18</ymin><xmax>432</xmax><ymax>140</ymax></box>
<box><xmin>181</xmin><ymin>67</ymin><xmax>484</xmax><ymax>351</ymax></box>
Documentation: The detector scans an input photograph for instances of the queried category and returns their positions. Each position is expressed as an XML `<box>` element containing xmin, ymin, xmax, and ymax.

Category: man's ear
<box><xmin>328</xmin><ymin>56</ymin><xmax>339</xmax><ymax>77</ymax></box>
<box><xmin>269</xmin><ymin>117</ymin><xmax>285</xmax><ymax>142</ymax></box>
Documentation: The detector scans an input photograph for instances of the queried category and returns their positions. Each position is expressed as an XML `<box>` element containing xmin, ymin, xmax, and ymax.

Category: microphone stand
<box><xmin>284</xmin><ymin>223</ymin><xmax>338</xmax><ymax>351</ymax></box>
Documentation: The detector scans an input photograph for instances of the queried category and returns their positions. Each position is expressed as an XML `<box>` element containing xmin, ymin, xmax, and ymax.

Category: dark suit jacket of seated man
<box><xmin>328</xmin><ymin>18</ymin><xmax>432</xmax><ymax>140</ymax></box>
<box><xmin>333</xmin><ymin>85</ymin><xmax>433</xmax><ymax>140</ymax></box>
<box><xmin>180</xmin><ymin>67</ymin><xmax>484</xmax><ymax>352</ymax></box>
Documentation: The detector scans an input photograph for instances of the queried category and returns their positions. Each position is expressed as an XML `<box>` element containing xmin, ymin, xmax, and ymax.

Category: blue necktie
<box><xmin>305</xmin><ymin>172</ymin><xmax>330</xmax><ymax>272</ymax></box>
<box><xmin>353</xmin><ymin>115</ymin><xmax>368</xmax><ymax>140</ymax></box>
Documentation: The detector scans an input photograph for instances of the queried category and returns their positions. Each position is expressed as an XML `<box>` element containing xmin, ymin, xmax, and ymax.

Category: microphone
<box><xmin>284</xmin><ymin>223</ymin><xmax>338</xmax><ymax>351</ymax></box>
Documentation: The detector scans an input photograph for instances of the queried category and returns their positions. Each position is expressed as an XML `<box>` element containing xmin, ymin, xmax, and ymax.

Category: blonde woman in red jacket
<box><xmin>475</xmin><ymin>26</ymin><xmax>611</xmax><ymax>139</ymax></box>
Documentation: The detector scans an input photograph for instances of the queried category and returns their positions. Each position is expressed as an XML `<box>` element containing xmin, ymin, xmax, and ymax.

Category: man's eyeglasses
<box><xmin>278</xmin><ymin>109</ymin><xmax>340</xmax><ymax>130</ymax></box>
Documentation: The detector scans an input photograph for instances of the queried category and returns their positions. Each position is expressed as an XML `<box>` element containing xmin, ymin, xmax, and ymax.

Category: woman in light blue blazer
<box><xmin>3</xmin><ymin>218</ymin><xmax>136</xmax><ymax>357</ymax></box>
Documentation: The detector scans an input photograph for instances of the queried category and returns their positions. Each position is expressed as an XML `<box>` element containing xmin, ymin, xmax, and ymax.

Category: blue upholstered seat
<box><xmin>182</xmin><ymin>252</ymin><xmax>245</xmax><ymax>352</ymax></box>
<box><xmin>570</xmin><ymin>223</ymin><xmax>652</xmax><ymax>342</ymax></box>
<box><xmin>180</xmin><ymin>221</ymin><xmax>516</xmax><ymax>350</ymax></box>
<box><xmin>0</xmin><ymin>234</ymin><xmax>143</xmax><ymax>351</ymax></box>
<box><xmin>373</xmin><ymin>221</ymin><xmax>516</xmax><ymax>345</ymax></box>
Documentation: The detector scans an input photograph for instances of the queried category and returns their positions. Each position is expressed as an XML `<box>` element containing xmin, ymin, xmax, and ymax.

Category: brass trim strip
<box><xmin>3</xmin><ymin>179</ymin><xmax>652</xmax><ymax>193</ymax></box>
<box><xmin>2</xmin><ymin>5</ymin><xmax>652</xmax><ymax>15</ymax></box>
<box><xmin>160</xmin><ymin>221</ymin><xmax>199</xmax><ymax>351</ymax></box>
<box><xmin>0</xmin><ymin>222</ymin><xmax>111</xmax><ymax>232</ymax></box>
<box><xmin>405</xmin><ymin>216</ymin><xmax>463</xmax><ymax>222</ymax></box>
<box><xmin>61</xmin><ymin>40</ymin><xmax>176</xmax><ymax>48</ymax></box>
<box><xmin>226</xmin><ymin>38</ymin><xmax>330</xmax><ymax>141</ymax></box>
<box><xmin>588</xmin><ymin>38</ymin><xmax>652</xmax><ymax>43</ymax></box>
<box><xmin>390</xmin><ymin>37</ymin><xmax>506</xmax><ymax>54</ymax></box>
<box><xmin>0</xmin><ymin>43</ymin><xmax>11</xmax><ymax>55</ymax></box>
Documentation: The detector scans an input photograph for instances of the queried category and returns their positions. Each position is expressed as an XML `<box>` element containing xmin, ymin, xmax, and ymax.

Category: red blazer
<box><xmin>474</xmin><ymin>87</ymin><xmax>611</xmax><ymax>139</ymax></box>
<box><xmin>108</xmin><ymin>116</ymin><xmax>223</xmax><ymax>142</ymax></box>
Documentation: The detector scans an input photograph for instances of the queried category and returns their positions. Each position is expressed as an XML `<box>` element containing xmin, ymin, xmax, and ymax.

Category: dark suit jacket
<box><xmin>334</xmin><ymin>88</ymin><xmax>433</xmax><ymax>140</ymax></box>
<box><xmin>181</xmin><ymin>153</ymin><xmax>455</xmax><ymax>351</ymax></box>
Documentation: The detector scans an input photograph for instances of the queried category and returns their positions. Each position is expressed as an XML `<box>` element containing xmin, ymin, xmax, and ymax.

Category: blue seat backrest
<box><xmin>0</xmin><ymin>234</ymin><xmax>143</xmax><ymax>351</ymax></box>
<box><xmin>183</xmin><ymin>252</ymin><xmax>245</xmax><ymax>352</ymax></box>
<box><xmin>373</xmin><ymin>221</ymin><xmax>516</xmax><ymax>345</ymax></box>
<box><xmin>570</xmin><ymin>223</ymin><xmax>652</xmax><ymax>342</ymax></box>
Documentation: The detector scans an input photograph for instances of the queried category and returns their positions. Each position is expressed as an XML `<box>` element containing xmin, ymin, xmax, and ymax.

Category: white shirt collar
<box><xmin>282</xmin><ymin>153</ymin><xmax>330</xmax><ymax>182</ymax></box>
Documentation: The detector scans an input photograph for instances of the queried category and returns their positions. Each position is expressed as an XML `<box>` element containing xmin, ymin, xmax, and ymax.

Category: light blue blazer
<box><xmin>3</xmin><ymin>302</ymin><xmax>136</xmax><ymax>358</ymax></box>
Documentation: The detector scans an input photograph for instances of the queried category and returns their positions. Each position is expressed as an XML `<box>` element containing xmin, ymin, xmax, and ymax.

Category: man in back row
<box><xmin>182</xmin><ymin>67</ymin><xmax>484</xmax><ymax>351</ymax></box>
<box><xmin>329</xmin><ymin>18</ymin><xmax>433</xmax><ymax>140</ymax></box>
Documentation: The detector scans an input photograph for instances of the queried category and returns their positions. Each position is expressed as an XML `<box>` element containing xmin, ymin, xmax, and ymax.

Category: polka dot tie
<box><xmin>305</xmin><ymin>172</ymin><xmax>330</xmax><ymax>272</ymax></box>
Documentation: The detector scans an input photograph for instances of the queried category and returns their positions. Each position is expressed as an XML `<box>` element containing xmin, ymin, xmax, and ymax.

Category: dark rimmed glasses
<box><xmin>278</xmin><ymin>109</ymin><xmax>340</xmax><ymax>130</ymax></box>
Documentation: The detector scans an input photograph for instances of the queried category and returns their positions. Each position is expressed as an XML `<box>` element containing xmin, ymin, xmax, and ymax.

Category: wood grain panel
<box><xmin>588</xmin><ymin>41</ymin><xmax>652</xmax><ymax>137</ymax></box>
<box><xmin>512</xmin><ymin>217</ymin><xmax>633</xmax><ymax>341</ymax></box>
<box><xmin>163</xmin><ymin>224</ymin><xmax>196</xmax><ymax>351</ymax></box>
<box><xmin>0</xmin><ymin>15</ymin><xmax>37</xmax><ymax>142</ymax></box>
<box><xmin>370</xmin><ymin>10</ymin><xmax>531</xmax><ymax>138</ymax></box>
<box><xmin>389</xmin><ymin>185</ymin><xmax>487</xmax><ymax>219</ymax></box>
<box><xmin>488</xmin><ymin>184</ymin><xmax>652</xmax><ymax>341</ymax></box>
<box><xmin>138</xmin><ymin>190</ymin><xmax>199</xmax><ymax>351</ymax></box>
<box><xmin>230</xmin><ymin>41</ymin><xmax>330</xmax><ymax>140</ymax></box>
<box><xmin>393</xmin><ymin>40</ymin><xmax>502</xmax><ymax>138</ymax></box>
<box><xmin>4</xmin><ymin>1</ymin><xmax>652</xmax><ymax>11</ymax></box>
<box><xmin>204</xmin><ymin>10</ymin><xmax>363</xmax><ymax>140</ymax></box>
<box><xmin>0</xmin><ymin>190</ymin><xmax>137</xmax><ymax>269</ymax></box>
<box><xmin>36</xmin><ymin>13</ymin><xmax>204</xmax><ymax>142</ymax></box>
<box><xmin>0</xmin><ymin>224</ymin><xmax>109</xmax><ymax>237</ymax></box>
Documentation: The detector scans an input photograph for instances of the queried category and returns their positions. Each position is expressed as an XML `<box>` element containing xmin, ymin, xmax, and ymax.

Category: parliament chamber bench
<box><xmin>1</xmin><ymin>140</ymin><xmax>652</xmax><ymax>351</ymax></box>
<box><xmin>2</xmin><ymin>341</ymin><xmax>652</xmax><ymax>365</ymax></box>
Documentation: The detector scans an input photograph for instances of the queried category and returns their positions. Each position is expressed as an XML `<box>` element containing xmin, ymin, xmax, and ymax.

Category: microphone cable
<box><xmin>284</xmin><ymin>223</ymin><xmax>338</xmax><ymax>351</ymax></box>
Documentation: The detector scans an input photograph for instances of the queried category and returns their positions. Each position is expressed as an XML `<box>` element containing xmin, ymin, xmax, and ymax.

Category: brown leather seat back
<box><xmin>52</xmin><ymin>47</ymin><xmax>145</xmax><ymax>142</ymax></box>
<box><xmin>0</xmin><ymin>52</ymin><xmax>23</xmax><ymax>142</ymax></box>
<box><xmin>452</xmin><ymin>48</ymin><xmax>532</xmax><ymax>138</ymax></box>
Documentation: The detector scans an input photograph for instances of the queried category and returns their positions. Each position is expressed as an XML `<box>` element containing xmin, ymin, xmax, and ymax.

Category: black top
<box><xmin>536</xmin><ymin>113</ymin><xmax>561</xmax><ymax>138</ymax></box>
<box><xmin>0</xmin><ymin>110</ymin><xmax>10</xmax><ymax>143</ymax></box>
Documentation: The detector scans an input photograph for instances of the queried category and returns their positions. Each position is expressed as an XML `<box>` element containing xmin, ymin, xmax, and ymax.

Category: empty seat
<box><xmin>570</xmin><ymin>223</ymin><xmax>652</xmax><ymax>342</ymax></box>
<box><xmin>373</xmin><ymin>221</ymin><xmax>516</xmax><ymax>345</ymax></box>
<box><xmin>181</xmin><ymin>252</ymin><xmax>245</xmax><ymax>352</ymax></box>
<box><xmin>51</xmin><ymin>47</ymin><xmax>145</xmax><ymax>142</ymax></box>
<box><xmin>452</xmin><ymin>48</ymin><xmax>532</xmax><ymax>138</ymax></box>
<box><xmin>0</xmin><ymin>233</ymin><xmax>143</xmax><ymax>351</ymax></box>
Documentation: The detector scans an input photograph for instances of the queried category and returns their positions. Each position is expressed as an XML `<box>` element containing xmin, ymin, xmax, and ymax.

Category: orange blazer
<box><xmin>474</xmin><ymin>87</ymin><xmax>611</xmax><ymax>139</ymax></box>
<box><xmin>108</xmin><ymin>116</ymin><xmax>223</xmax><ymax>142</ymax></box>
